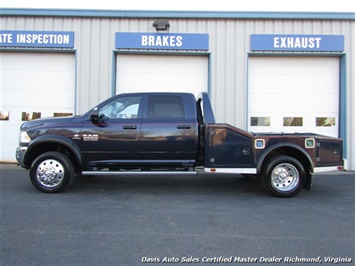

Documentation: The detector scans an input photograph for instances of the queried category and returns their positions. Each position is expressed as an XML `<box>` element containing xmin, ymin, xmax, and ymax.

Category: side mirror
<box><xmin>90</xmin><ymin>108</ymin><xmax>99</xmax><ymax>121</ymax></box>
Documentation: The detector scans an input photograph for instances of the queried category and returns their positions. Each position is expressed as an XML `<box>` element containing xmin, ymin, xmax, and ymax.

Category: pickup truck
<box><xmin>16</xmin><ymin>92</ymin><xmax>343</xmax><ymax>197</ymax></box>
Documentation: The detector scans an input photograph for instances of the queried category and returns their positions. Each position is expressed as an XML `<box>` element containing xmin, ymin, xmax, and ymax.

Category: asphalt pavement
<box><xmin>1</xmin><ymin>164</ymin><xmax>354</xmax><ymax>265</ymax></box>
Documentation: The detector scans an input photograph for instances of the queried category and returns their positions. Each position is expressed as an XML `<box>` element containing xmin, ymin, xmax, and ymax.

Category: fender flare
<box><xmin>256</xmin><ymin>142</ymin><xmax>314</xmax><ymax>175</ymax></box>
<box><xmin>24</xmin><ymin>134</ymin><xmax>84</xmax><ymax>168</ymax></box>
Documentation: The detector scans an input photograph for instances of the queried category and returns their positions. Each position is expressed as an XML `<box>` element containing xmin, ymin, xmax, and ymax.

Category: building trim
<box><xmin>0</xmin><ymin>48</ymin><xmax>75</xmax><ymax>53</ymax></box>
<box><xmin>1</xmin><ymin>8</ymin><xmax>355</xmax><ymax>20</ymax></box>
<box><xmin>340</xmin><ymin>54</ymin><xmax>347</xmax><ymax>160</ymax></box>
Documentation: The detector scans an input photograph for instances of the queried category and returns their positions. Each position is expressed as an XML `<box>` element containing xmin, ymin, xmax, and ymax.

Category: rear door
<box><xmin>140</xmin><ymin>94</ymin><xmax>198</xmax><ymax>166</ymax></box>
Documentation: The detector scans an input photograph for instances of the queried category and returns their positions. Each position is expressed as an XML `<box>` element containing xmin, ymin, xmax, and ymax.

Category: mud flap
<box><xmin>304</xmin><ymin>172</ymin><xmax>312</xmax><ymax>191</ymax></box>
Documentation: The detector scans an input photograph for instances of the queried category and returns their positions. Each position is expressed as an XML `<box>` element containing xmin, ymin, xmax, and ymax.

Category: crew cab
<box><xmin>16</xmin><ymin>92</ymin><xmax>343</xmax><ymax>197</ymax></box>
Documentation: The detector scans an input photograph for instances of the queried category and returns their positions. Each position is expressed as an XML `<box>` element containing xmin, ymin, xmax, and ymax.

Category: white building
<box><xmin>1</xmin><ymin>2</ymin><xmax>354</xmax><ymax>170</ymax></box>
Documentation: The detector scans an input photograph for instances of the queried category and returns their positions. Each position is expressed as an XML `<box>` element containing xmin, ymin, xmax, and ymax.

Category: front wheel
<box><xmin>261</xmin><ymin>156</ymin><xmax>306</xmax><ymax>197</ymax></box>
<box><xmin>30</xmin><ymin>152</ymin><xmax>74</xmax><ymax>193</ymax></box>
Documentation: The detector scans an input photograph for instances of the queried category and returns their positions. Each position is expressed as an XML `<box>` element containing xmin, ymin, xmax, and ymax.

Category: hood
<box><xmin>21</xmin><ymin>116</ymin><xmax>78</xmax><ymax>130</ymax></box>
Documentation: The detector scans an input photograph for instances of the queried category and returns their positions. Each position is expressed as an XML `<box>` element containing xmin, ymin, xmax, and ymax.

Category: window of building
<box><xmin>316</xmin><ymin>117</ymin><xmax>336</xmax><ymax>127</ymax></box>
<box><xmin>283</xmin><ymin>117</ymin><xmax>303</xmax><ymax>126</ymax></box>
<box><xmin>250</xmin><ymin>117</ymin><xmax>270</xmax><ymax>126</ymax></box>
<box><xmin>22</xmin><ymin>112</ymin><xmax>41</xmax><ymax>121</ymax></box>
<box><xmin>54</xmin><ymin>113</ymin><xmax>73</xmax><ymax>117</ymax></box>
<box><xmin>0</xmin><ymin>111</ymin><xmax>9</xmax><ymax>121</ymax></box>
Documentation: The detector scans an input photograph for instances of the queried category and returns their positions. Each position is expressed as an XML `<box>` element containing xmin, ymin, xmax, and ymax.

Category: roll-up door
<box><xmin>116</xmin><ymin>54</ymin><xmax>208</xmax><ymax>96</ymax></box>
<box><xmin>0</xmin><ymin>52</ymin><xmax>75</xmax><ymax>162</ymax></box>
<box><xmin>248</xmin><ymin>57</ymin><xmax>339</xmax><ymax>137</ymax></box>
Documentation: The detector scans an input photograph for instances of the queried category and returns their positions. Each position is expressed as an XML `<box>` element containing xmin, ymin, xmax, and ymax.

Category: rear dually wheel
<box><xmin>261</xmin><ymin>156</ymin><xmax>306</xmax><ymax>197</ymax></box>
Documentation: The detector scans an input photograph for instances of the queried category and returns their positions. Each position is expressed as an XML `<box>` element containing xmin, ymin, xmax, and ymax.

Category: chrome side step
<box><xmin>81</xmin><ymin>171</ymin><xmax>198</xmax><ymax>176</ymax></box>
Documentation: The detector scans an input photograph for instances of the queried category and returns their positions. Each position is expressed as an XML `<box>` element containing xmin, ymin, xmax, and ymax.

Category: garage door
<box><xmin>248</xmin><ymin>57</ymin><xmax>339</xmax><ymax>137</ymax></box>
<box><xmin>0</xmin><ymin>52</ymin><xmax>75</xmax><ymax>162</ymax></box>
<box><xmin>116</xmin><ymin>54</ymin><xmax>208</xmax><ymax>96</ymax></box>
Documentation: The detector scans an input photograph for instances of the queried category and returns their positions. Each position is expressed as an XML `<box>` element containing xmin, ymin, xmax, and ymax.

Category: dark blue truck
<box><xmin>16</xmin><ymin>92</ymin><xmax>343</xmax><ymax>197</ymax></box>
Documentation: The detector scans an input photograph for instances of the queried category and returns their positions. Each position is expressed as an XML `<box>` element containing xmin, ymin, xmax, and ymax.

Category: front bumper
<box><xmin>16</xmin><ymin>146</ymin><xmax>28</xmax><ymax>168</ymax></box>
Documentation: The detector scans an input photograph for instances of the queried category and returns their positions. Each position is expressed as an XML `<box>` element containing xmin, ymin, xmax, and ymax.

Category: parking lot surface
<box><xmin>1</xmin><ymin>164</ymin><xmax>354</xmax><ymax>265</ymax></box>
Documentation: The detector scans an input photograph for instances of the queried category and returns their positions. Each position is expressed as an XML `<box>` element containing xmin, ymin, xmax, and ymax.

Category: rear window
<box><xmin>148</xmin><ymin>96</ymin><xmax>185</xmax><ymax>118</ymax></box>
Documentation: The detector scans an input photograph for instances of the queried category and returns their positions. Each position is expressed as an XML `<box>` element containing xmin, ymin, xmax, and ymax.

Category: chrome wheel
<box><xmin>271</xmin><ymin>163</ymin><xmax>299</xmax><ymax>192</ymax></box>
<box><xmin>262</xmin><ymin>156</ymin><xmax>306</xmax><ymax>197</ymax></box>
<box><xmin>30</xmin><ymin>152</ymin><xmax>74</xmax><ymax>193</ymax></box>
<box><xmin>36</xmin><ymin>159</ymin><xmax>65</xmax><ymax>188</ymax></box>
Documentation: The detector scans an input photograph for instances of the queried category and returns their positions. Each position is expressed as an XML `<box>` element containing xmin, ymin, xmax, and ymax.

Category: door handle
<box><xmin>123</xmin><ymin>125</ymin><xmax>137</xmax><ymax>129</ymax></box>
<box><xmin>177</xmin><ymin>125</ymin><xmax>191</xmax><ymax>129</ymax></box>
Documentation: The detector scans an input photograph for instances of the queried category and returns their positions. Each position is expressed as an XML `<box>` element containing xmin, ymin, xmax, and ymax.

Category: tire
<box><xmin>261</xmin><ymin>156</ymin><xmax>306</xmax><ymax>197</ymax></box>
<box><xmin>30</xmin><ymin>151</ymin><xmax>74</xmax><ymax>193</ymax></box>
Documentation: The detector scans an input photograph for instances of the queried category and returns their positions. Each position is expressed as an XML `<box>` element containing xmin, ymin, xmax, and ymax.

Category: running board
<box><xmin>81</xmin><ymin>171</ymin><xmax>198</xmax><ymax>176</ymax></box>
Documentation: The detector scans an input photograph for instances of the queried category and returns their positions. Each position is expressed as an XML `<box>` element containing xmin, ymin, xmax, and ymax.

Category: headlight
<box><xmin>19</xmin><ymin>131</ymin><xmax>31</xmax><ymax>143</ymax></box>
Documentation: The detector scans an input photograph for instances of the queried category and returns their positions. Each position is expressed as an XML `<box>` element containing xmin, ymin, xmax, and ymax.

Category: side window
<box><xmin>148</xmin><ymin>96</ymin><xmax>185</xmax><ymax>119</ymax></box>
<box><xmin>99</xmin><ymin>96</ymin><xmax>141</xmax><ymax>119</ymax></box>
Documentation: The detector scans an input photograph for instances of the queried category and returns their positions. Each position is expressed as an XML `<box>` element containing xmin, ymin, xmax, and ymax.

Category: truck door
<box><xmin>140</xmin><ymin>94</ymin><xmax>198</xmax><ymax>167</ymax></box>
<box><xmin>78</xmin><ymin>95</ymin><xmax>142</xmax><ymax>165</ymax></box>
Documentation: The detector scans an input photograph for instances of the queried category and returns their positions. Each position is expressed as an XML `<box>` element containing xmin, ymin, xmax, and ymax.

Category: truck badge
<box><xmin>83</xmin><ymin>134</ymin><xmax>99</xmax><ymax>141</ymax></box>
